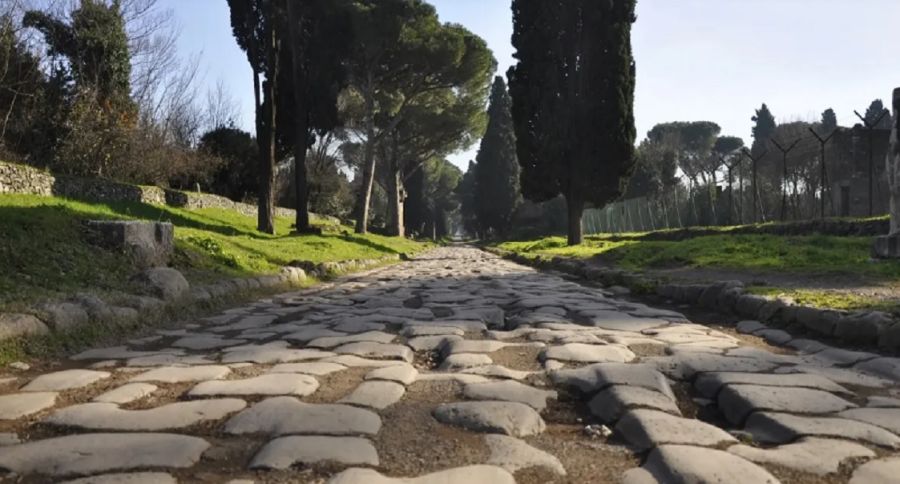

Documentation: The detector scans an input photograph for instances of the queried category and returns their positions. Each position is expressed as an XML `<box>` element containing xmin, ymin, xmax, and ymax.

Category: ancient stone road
<box><xmin>2</xmin><ymin>246</ymin><xmax>900</xmax><ymax>483</ymax></box>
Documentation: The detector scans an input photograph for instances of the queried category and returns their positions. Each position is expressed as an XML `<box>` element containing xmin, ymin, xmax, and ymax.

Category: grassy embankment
<box><xmin>496</xmin><ymin>229</ymin><xmax>900</xmax><ymax>313</ymax></box>
<box><xmin>0</xmin><ymin>193</ymin><xmax>427</xmax><ymax>311</ymax></box>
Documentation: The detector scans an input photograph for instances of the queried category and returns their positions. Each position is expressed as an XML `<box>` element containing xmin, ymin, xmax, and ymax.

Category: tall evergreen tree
<box><xmin>821</xmin><ymin>108</ymin><xmax>838</xmax><ymax>133</ymax></box>
<box><xmin>474</xmin><ymin>76</ymin><xmax>521</xmax><ymax>236</ymax></box>
<box><xmin>865</xmin><ymin>99</ymin><xmax>892</xmax><ymax>129</ymax></box>
<box><xmin>751</xmin><ymin>103</ymin><xmax>777</xmax><ymax>155</ymax></box>
<box><xmin>508</xmin><ymin>0</ymin><xmax>637</xmax><ymax>245</ymax></box>
<box><xmin>456</xmin><ymin>160</ymin><xmax>479</xmax><ymax>237</ymax></box>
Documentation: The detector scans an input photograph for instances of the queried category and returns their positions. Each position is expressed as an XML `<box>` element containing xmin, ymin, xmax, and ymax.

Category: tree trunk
<box><xmin>257</xmin><ymin>21</ymin><xmax>278</xmax><ymax>235</ymax></box>
<box><xmin>354</xmin><ymin>81</ymin><xmax>377</xmax><ymax>234</ymax></box>
<box><xmin>386</xmin><ymin>168</ymin><xmax>405</xmax><ymax>237</ymax></box>
<box><xmin>566</xmin><ymin>195</ymin><xmax>584</xmax><ymax>246</ymax></box>
<box><xmin>286</xmin><ymin>0</ymin><xmax>310</xmax><ymax>233</ymax></box>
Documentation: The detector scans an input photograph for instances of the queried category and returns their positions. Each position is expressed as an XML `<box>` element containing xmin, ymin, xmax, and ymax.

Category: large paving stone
<box><xmin>718</xmin><ymin>385</ymin><xmax>857</xmax><ymax>425</ymax></box>
<box><xmin>327</xmin><ymin>465</ymin><xmax>515</xmax><ymax>484</ymax></box>
<box><xmin>308</xmin><ymin>331</ymin><xmax>397</xmax><ymax>349</ymax></box>
<box><xmin>541</xmin><ymin>343</ymin><xmax>635</xmax><ymax>363</ymax></box>
<box><xmin>171</xmin><ymin>335</ymin><xmax>245</xmax><ymax>350</ymax></box>
<box><xmin>589</xmin><ymin>386</ymin><xmax>680</xmax><ymax>423</ymax></box>
<box><xmin>694</xmin><ymin>372</ymin><xmax>850</xmax><ymax>399</ymax></box>
<box><xmin>441</xmin><ymin>339</ymin><xmax>510</xmax><ymax>356</ymax></box>
<box><xmin>652</xmin><ymin>353</ymin><xmax>780</xmax><ymax>380</ymax></box>
<box><xmin>634</xmin><ymin>445</ymin><xmax>780</xmax><ymax>484</ymax></box>
<box><xmin>744</xmin><ymin>412</ymin><xmax>900</xmax><ymax>448</ymax></box>
<box><xmin>339</xmin><ymin>381</ymin><xmax>405</xmax><ymax>409</ymax></box>
<box><xmin>334</xmin><ymin>342</ymin><xmax>413</xmax><ymax>363</ymax></box>
<box><xmin>463</xmin><ymin>380</ymin><xmax>556</xmax><ymax>411</ymax></box>
<box><xmin>838</xmin><ymin>407</ymin><xmax>900</xmax><ymax>434</ymax></box>
<box><xmin>484</xmin><ymin>434</ymin><xmax>566</xmax><ymax>475</ymax></box>
<box><xmin>221</xmin><ymin>346</ymin><xmax>335</xmax><ymax>364</ymax></box>
<box><xmin>366</xmin><ymin>364</ymin><xmax>418</xmax><ymax>385</ymax></box>
<box><xmin>776</xmin><ymin>365</ymin><xmax>893</xmax><ymax>388</ymax></box>
<box><xmin>225</xmin><ymin>397</ymin><xmax>381</xmax><ymax>436</ymax></box>
<box><xmin>323</xmin><ymin>355</ymin><xmax>407</xmax><ymax>368</ymax></box>
<box><xmin>433</xmin><ymin>401</ymin><xmax>546</xmax><ymax>437</ymax></box>
<box><xmin>0</xmin><ymin>433</ymin><xmax>209</xmax><ymax>477</ymax></box>
<box><xmin>21</xmin><ymin>369</ymin><xmax>110</xmax><ymax>392</ymax></box>
<box><xmin>61</xmin><ymin>472</ymin><xmax>178</xmax><ymax>484</ymax></box>
<box><xmin>582</xmin><ymin>311</ymin><xmax>667</xmax><ymax>332</ymax></box>
<box><xmin>44</xmin><ymin>399</ymin><xmax>246</xmax><ymax>430</ymax></box>
<box><xmin>188</xmin><ymin>374</ymin><xmax>318</xmax><ymax>397</ymax></box>
<box><xmin>129</xmin><ymin>365</ymin><xmax>231</xmax><ymax>383</ymax></box>
<box><xmin>268</xmin><ymin>362</ymin><xmax>347</xmax><ymax>375</ymax></box>
<box><xmin>729</xmin><ymin>437</ymin><xmax>875</xmax><ymax>475</ymax></box>
<box><xmin>849</xmin><ymin>457</ymin><xmax>900</xmax><ymax>484</ymax></box>
<box><xmin>460</xmin><ymin>365</ymin><xmax>532</xmax><ymax>381</ymax></box>
<box><xmin>0</xmin><ymin>392</ymin><xmax>57</xmax><ymax>419</ymax></box>
<box><xmin>550</xmin><ymin>363</ymin><xmax>674</xmax><ymax>399</ymax></box>
<box><xmin>439</xmin><ymin>353</ymin><xmax>493</xmax><ymax>371</ymax></box>
<box><xmin>72</xmin><ymin>346</ymin><xmax>178</xmax><ymax>361</ymax></box>
<box><xmin>401</xmin><ymin>325</ymin><xmax>465</xmax><ymax>337</ymax></box>
<box><xmin>93</xmin><ymin>383</ymin><xmax>157</xmax><ymax>404</ymax></box>
<box><xmin>855</xmin><ymin>357</ymin><xmax>900</xmax><ymax>382</ymax></box>
<box><xmin>615</xmin><ymin>409</ymin><xmax>737</xmax><ymax>452</ymax></box>
<box><xmin>250</xmin><ymin>436</ymin><xmax>379</xmax><ymax>469</ymax></box>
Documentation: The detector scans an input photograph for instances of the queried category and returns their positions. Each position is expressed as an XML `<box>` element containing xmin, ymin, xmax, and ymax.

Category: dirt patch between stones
<box><xmin>489</xmin><ymin>345</ymin><xmax>543</xmax><ymax>371</ymax></box>
<box><xmin>373</xmin><ymin>380</ymin><xmax>489</xmax><ymax>477</ymax></box>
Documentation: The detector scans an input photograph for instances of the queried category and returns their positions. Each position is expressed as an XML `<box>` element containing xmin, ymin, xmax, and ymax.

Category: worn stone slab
<box><xmin>221</xmin><ymin>347</ymin><xmax>335</xmax><ymax>364</ymax></box>
<box><xmin>407</xmin><ymin>335</ymin><xmax>463</xmax><ymax>352</ymax></box>
<box><xmin>171</xmin><ymin>335</ymin><xmax>245</xmax><ymax>350</ymax></box>
<box><xmin>327</xmin><ymin>465</ymin><xmax>515</xmax><ymax>484</ymax></box>
<box><xmin>125</xmin><ymin>354</ymin><xmax>214</xmax><ymax>367</ymax></box>
<box><xmin>308</xmin><ymin>331</ymin><xmax>397</xmax><ymax>349</ymax></box>
<box><xmin>718</xmin><ymin>385</ymin><xmax>857</xmax><ymax>425</ymax></box>
<box><xmin>756</xmin><ymin>329</ymin><xmax>793</xmax><ymax>345</ymax></box>
<box><xmin>550</xmin><ymin>363</ymin><xmax>674</xmax><ymax>399</ymax></box>
<box><xmin>401</xmin><ymin>325</ymin><xmax>465</xmax><ymax>337</ymax></box>
<box><xmin>849</xmin><ymin>457</ymin><xmax>900</xmax><ymax>484</ymax></box>
<box><xmin>589</xmin><ymin>386</ymin><xmax>680</xmax><ymax>423</ymax></box>
<box><xmin>838</xmin><ymin>407</ymin><xmax>900</xmax><ymax>434</ymax></box>
<box><xmin>652</xmin><ymin>353</ymin><xmax>779</xmax><ymax>380</ymax></box>
<box><xmin>268</xmin><ymin>362</ymin><xmax>347</xmax><ymax>375</ymax></box>
<box><xmin>323</xmin><ymin>355</ymin><xmax>407</xmax><ymax>368</ymax></box>
<box><xmin>439</xmin><ymin>353</ymin><xmax>493</xmax><ymax>371</ymax></box>
<box><xmin>334</xmin><ymin>342</ymin><xmax>413</xmax><ymax>363</ymax></box>
<box><xmin>433</xmin><ymin>401</ymin><xmax>546</xmax><ymax>437</ymax></box>
<box><xmin>484</xmin><ymin>434</ymin><xmax>566</xmax><ymax>476</ymax></box>
<box><xmin>460</xmin><ymin>365</ymin><xmax>533</xmax><ymax>381</ymax></box>
<box><xmin>72</xmin><ymin>346</ymin><xmax>178</xmax><ymax>361</ymax></box>
<box><xmin>541</xmin><ymin>343</ymin><xmax>635</xmax><ymax>363</ymax></box>
<box><xmin>463</xmin><ymin>380</ymin><xmax>556</xmax><ymax>411</ymax></box>
<box><xmin>745</xmin><ymin>412</ymin><xmax>900</xmax><ymax>448</ymax></box>
<box><xmin>61</xmin><ymin>472</ymin><xmax>178</xmax><ymax>484</ymax></box>
<box><xmin>250</xmin><ymin>436</ymin><xmax>379</xmax><ymax>469</ymax></box>
<box><xmin>44</xmin><ymin>399</ymin><xmax>246</xmax><ymax>430</ymax></box>
<box><xmin>582</xmin><ymin>311</ymin><xmax>667</xmax><ymax>332</ymax></box>
<box><xmin>0</xmin><ymin>392</ymin><xmax>57</xmax><ymax>419</ymax></box>
<box><xmin>21</xmin><ymin>370</ymin><xmax>110</xmax><ymax>392</ymax></box>
<box><xmin>225</xmin><ymin>397</ymin><xmax>381</xmax><ymax>436</ymax></box>
<box><xmin>695</xmin><ymin>372</ymin><xmax>851</xmax><ymax>399</ymax></box>
<box><xmin>284</xmin><ymin>328</ymin><xmax>346</xmax><ymax>343</ymax></box>
<box><xmin>615</xmin><ymin>409</ymin><xmax>737</xmax><ymax>452</ymax></box>
<box><xmin>189</xmin><ymin>374</ymin><xmax>318</xmax><ymax>397</ymax></box>
<box><xmin>416</xmin><ymin>373</ymin><xmax>489</xmax><ymax>384</ymax></box>
<box><xmin>0</xmin><ymin>432</ymin><xmax>20</xmax><ymax>446</ymax></box>
<box><xmin>635</xmin><ymin>445</ymin><xmax>780</xmax><ymax>484</ymax></box>
<box><xmin>776</xmin><ymin>365</ymin><xmax>893</xmax><ymax>388</ymax></box>
<box><xmin>129</xmin><ymin>365</ymin><xmax>231</xmax><ymax>383</ymax></box>
<box><xmin>804</xmin><ymin>348</ymin><xmax>879</xmax><ymax>367</ymax></box>
<box><xmin>93</xmin><ymin>383</ymin><xmax>157</xmax><ymax>404</ymax></box>
<box><xmin>339</xmin><ymin>381</ymin><xmax>406</xmax><ymax>409</ymax></box>
<box><xmin>441</xmin><ymin>339</ymin><xmax>510</xmax><ymax>356</ymax></box>
<box><xmin>855</xmin><ymin>357</ymin><xmax>900</xmax><ymax>382</ymax></box>
<box><xmin>0</xmin><ymin>433</ymin><xmax>209</xmax><ymax>477</ymax></box>
<box><xmin>729</xmin><ymin>437</ymin><xmax>875</xmax><ymax>475</ymax></box>
<box><xmin>736</xmin><ymin>321</ymin><xmax>767</xmax><ymax>334</ymax></box>
<box><xmin>366</xmin><ymin>364</ymin><xmax>418</xmax><ymax>385</ymax></box>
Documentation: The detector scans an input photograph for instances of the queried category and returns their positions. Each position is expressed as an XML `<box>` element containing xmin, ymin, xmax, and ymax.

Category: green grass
<box><xmin>497</xmin><ymin>233</ymin><xmax>900</xmax><ymax>279</ymax></box>
<box><xmin>745</xmin><ymin>287</ymin><xmax>900</xmax><ymax>313</ymax></box>
<box><xmin>0</xmin><ymin>193</ymin><xmax>427</xmax><ymax>309</ymax></box>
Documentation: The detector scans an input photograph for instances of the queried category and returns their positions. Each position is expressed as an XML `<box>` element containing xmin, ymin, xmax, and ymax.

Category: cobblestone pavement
<box><xmin>2</xmin><ymin>246</ymin><xmax>900</xmax><ymax>483</ymax></box>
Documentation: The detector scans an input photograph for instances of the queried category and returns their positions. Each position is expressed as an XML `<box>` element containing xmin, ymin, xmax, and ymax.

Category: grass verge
<box><xmin>0</xmin><ymin>193</ymin><xmax>428</xmax><ymax>310</ymax></box>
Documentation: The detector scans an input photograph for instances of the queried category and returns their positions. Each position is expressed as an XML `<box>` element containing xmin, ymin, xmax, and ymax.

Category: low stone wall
<box><xmin>488</xmin><ymin>248</ymin><xmax>900</xmax><ymax>351</ymax></box>
<box><xmin>0</xmin><ymin>161</ymin><xmax>316</xmax><ymax>221</ymax></box>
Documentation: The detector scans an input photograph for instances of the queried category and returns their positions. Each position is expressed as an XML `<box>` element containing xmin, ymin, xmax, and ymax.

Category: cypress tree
<box><xmin>474</xmin><ymin>76</ymin><xmax>520</xmax><ymax>236</ymax></box>
<box><xmin>508</xmin><ymin>0</ymin><xmax>637</xmax><ymax>245</ymax></box>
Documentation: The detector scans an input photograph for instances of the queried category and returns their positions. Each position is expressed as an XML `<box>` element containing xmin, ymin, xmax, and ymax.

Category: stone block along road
<box><xmin>1</xmin><ymin>246</ymin><xmax>899</xmax><ymax>483</ymax></box>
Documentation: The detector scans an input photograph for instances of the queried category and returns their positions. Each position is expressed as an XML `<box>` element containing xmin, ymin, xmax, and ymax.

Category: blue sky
<box><xmin>162</xmin><ymin>0</ymin><xmax>900</xmax><ymax>170</ymax></box>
